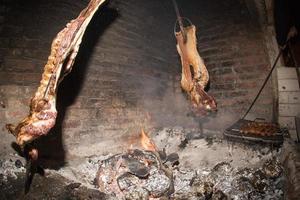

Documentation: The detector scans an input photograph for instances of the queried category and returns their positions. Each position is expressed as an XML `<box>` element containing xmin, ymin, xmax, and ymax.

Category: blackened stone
<box><xmin>126</xmin><ymin>158</ymin><xmax>149</xmax><ymax>178</ymax></box>
<box><xmin>14</xmin><ymin>159</ymin><xmax>23</xmax><ymax>168</ymax></box>
<box><xmin>166</xmin><ymin>153</ymin><xmax>179</xmax><ymax>166</ymax></box>
<box><xmin>158</xmin><ymin>149</ymin><xmax>167</xmax><ymax>162</ymax></box>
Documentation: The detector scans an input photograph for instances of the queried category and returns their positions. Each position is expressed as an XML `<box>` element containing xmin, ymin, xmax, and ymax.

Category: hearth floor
<box><xmin>0</xmin><ymin>127</ymin><xmax>286</xmax><ymax>200</ymax></box>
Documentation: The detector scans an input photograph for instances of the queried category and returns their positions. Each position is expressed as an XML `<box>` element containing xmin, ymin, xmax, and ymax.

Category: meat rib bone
<box><xmin>6</xmin><ymin>0</ymin><xmax>106</xmax><ymax>147</ymax></box>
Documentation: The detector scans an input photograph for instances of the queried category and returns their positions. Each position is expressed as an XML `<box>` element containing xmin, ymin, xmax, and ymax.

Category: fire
<box><xmin>140</xmin><ymin>129</ymin><xmax>157</xmax><ymax>152</ymax></box>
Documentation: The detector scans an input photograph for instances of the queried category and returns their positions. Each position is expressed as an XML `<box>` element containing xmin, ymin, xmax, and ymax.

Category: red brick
<box><xmin>3</xmin><ymin>58</ymin><xmax>36</xmax><ymax>72</ymax></box>
<box><xmin>63</xmin><ymin>120</ymin><xmax>81</xmax><ymax>129</ymax></box>
<box><xmin>0</xmin><ymin>0</ymin><xmax>274</xmax><ymax>147</ymax></box>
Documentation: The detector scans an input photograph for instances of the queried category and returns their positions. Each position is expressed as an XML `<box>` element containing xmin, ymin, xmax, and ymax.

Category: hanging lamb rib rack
<box><xmin>6</xmin><ymin>0</ymin><xmax>106</xmax><ymax>152</ymax></box>
<box><xmin>172</xmin><ymin>0</ymin><xmax>217</xmax><ymax>114</ymax></box>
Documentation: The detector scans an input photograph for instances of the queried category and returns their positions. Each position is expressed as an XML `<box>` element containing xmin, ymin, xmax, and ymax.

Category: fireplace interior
<box><xmin>0</xmin><ymin>0</ymin><xmax>300</xmax><ymax>199</ymax></box>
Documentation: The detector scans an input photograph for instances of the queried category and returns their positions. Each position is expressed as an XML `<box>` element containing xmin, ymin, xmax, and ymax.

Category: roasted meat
<box><xmin>240</xmin><ymin>121</ymin><xmax>280</xmax><ymax>136</ymax></box>
<box><xmin>6</xmin><ymin>0</ymin><xmax>106</xmax><ymax>147</ymax></box>
<box><xmin>175</xmin><ymin>25</ymin><xmax>217</xmax><ymax>113</ymax></box>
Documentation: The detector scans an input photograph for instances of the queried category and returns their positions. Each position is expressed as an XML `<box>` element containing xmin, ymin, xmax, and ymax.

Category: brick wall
<box><xmin>0</xmin><ymin>0</ymin><xmax>273</xmax><ymax>159</ymax></box>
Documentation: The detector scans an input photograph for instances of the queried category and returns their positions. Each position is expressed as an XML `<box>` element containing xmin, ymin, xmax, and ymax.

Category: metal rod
<box><xmin>172</xmin><ymin>0</ymin><xmax>187</xmax><ymax>43</ymax></box>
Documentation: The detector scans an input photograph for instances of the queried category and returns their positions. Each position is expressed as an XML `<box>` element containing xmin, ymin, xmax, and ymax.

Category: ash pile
<box><xmin>172</xmin><ymin>159</ymin><xmax>283</xmax><ymax>199</ymax></box>
<box><xmin>0</xmin><ymin>127</ymin><xmax>285</xmax><ymax>199</ymax></box>
<box><xmin>94</xmin><ymin>151</ymin><xmax>283</xmax><ymax>199</ymax></box>
<box><xmin>92</xmin><ymin>128</ymin><xmax>283</xmax><ymax>199</ymax></box>
<box><xmin>96</xmin><ymin>149</ymin><xmax>175</xmax><ymax>199</ymax></box>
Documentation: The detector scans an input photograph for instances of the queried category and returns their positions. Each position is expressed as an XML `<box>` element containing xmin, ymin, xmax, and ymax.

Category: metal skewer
<box><xmin>172</xmin><ymin>0</ymin><xmax>187</xmax><ymax>43</ymax></box>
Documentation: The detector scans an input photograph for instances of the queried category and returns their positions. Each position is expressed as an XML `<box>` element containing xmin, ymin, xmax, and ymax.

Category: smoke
<box><xmin>136</xmin><ymin>73</ymin><xmax>200</xmax><ymax>129</ymax></box>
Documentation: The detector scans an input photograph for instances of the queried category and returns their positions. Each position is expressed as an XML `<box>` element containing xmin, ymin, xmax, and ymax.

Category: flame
<box><xmin>140</xmin><ymin>129</ymin><xmax>157</xmax><ymax>152</ymax></box>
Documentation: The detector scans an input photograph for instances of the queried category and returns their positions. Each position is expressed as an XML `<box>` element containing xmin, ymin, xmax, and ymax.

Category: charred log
<box><xmin>96</xmin><ymin>149</ymin><xmax>174</xmax><ymax>199</ymax></box>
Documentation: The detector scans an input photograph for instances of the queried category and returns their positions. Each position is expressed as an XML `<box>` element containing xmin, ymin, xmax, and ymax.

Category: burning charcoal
<box><xmin>129</xmin><ymin>149</ymin><xmax>145</xmax><ymax>158</ymax></box>
<box><xmin>191</xmin><ymin>178</ymin><xmax>214</xmax><ymax>199</ymax></box>
<box><xmin>117</xmin><ymin>173</ymin><xmax>140</xmax><ymax>191</ymax></box>
<box><xmin>124</xmin><ymin>186</ymin><xmax>149</xmax><ymax>200</ymax></box>
<box><xmin>262</xmin><ymin>159</ymin><xmax>282</xmax><ymax>179</ymax></box>
<box><xmin>158</xmin><ymin>149</ymin><xmax>167</xmax><ymax>162</ymax></box>
<box><xmin>97</xmin><ymin>149</ymin><xmax>173</xmax><ymax>199</ymax></box>
<box><xmin>165</xmin><ymin>153</ymin><xmax>180</xmax><ymax>166</ymax></box>
<box><xmin>125</xmin><ymin>157</ymin><xmax>149</xmax><ymax>178</ymax></box>
<box><xmin>143</xmin><ymin>151</ymin><xmax>162</xmax><ymax>168</ymax></box>
<box><xmin>211</xmin><ymin>190</ymin><xmax>228</xmax><ymax>200</ymax></box>
<box><xmin>144</xmin><ymin>167</ymin><xmax>171</xmax><ymax>198</ymax></box>
<box><xmin>130</xmin><ymin>149</ymin><xmax>160</xmax><ymax>168</ymax></box>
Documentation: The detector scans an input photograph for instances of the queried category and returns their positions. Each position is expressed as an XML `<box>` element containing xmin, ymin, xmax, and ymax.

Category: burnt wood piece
<box><xmin>175</xmin><ymin>25</ymin><xmax>217</xmax><ymax>114</ymax></box>
<box><xmin>6</xmin><ymin>0</ymin><xmax>106</xmax><ymax>147</ymax></box>
<box><xmin>96</xmin><ymin>149</ymin><xmax>174</xmax><ymax>199</ymax></box>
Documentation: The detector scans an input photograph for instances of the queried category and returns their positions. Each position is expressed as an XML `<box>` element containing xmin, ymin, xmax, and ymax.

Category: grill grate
<box><xmin>224</xmin><ymin>119</ymin><xmax>284</xmax><ymax>145</ymax></box>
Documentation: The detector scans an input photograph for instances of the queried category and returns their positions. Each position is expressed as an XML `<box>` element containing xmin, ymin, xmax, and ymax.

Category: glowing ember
<box><xmin>140</xmin><ymin>129</ymin><xmax>157</xmax><ymax>152</ymax></box>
